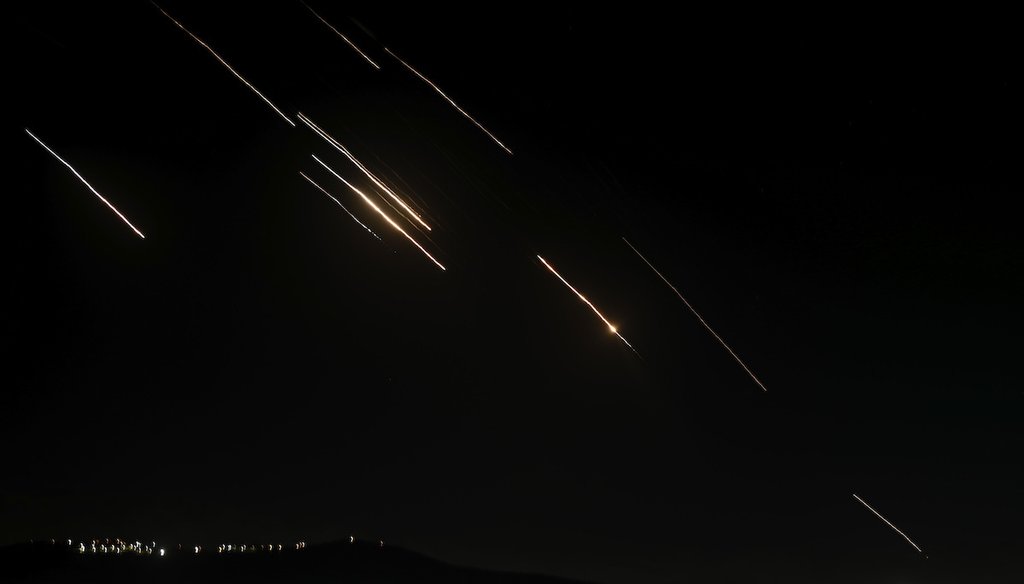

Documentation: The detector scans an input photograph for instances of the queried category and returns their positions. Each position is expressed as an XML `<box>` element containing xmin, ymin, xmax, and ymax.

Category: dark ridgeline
<box><xmin>0</xmin><ymin>541</ymin><xmax>593</xmax><ymax>584</ymax></box>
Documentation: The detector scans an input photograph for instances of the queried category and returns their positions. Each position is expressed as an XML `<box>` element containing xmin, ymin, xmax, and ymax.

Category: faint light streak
<box><xmin>852</xmin><ymin>493</ymin><xmax>924</xmax><ymax>553</ymax></box>
<box><xmin>25</xmin><ymin>129</ymin><xmax>146</xmax><ymax>239</ymax></box>
<box><xmin>623</xmin><ymin>237</ymin><xmax>767</xmax><ymax>391</ymax></box>
<box><xmin>384</xmin><ymin>47</ymin><xmax>512</xmax><ymax>155</ymax></box>
<box><xmin>313</xmin><ymin>155</ymin><xmax>446</xmax><ymax>271</ymax></box>
<box><xmin>300</xmin><ymin>2</ymin><xmax>379</xmax><ymax>69</ymax></box>
<box><xmin>537</xmin><ymin>255</ymin><xmax>638</xmax><ymax>355</ymax></box>
<box><xmin>299</xmin><ymin>171</ymin><xmax>382</xmax><ymax>240</ymax></box>
<box><xmin>296</xmin><ymin>113</ymin><xmax>430</xmax><ymax>231</ymax></box>
<box><xmin>151</xmin><ymin>2</ymin><xmax>295</xmax><ymax>127</ymax></box>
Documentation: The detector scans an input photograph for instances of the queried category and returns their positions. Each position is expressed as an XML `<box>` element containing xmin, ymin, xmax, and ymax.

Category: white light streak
<box><xmin>297</xmin><ymin>113</ymin><xmax>430</xmax><ymax>231</ymax></box>
<box><xmin>299</xmin><ymin>171</ymin><xmax>381</xmax><ymax>240</ymax></box>
<box><xmin>623</xmin><ymin>237</ymin><xmax>767</xmax><ymax>391</ymax></box>
<box><xmin>313</xmin><ymin>155</ymin><xmax>446</xmax><ymax>271</ymax></box>
<box><xmin>152</xmin><ymin>2</ymin><xmax>295</xmax><ymax>127</ymax></box>
<box><xmin>537</xmin><ymin>255</ymin><xmax>638</xmax><ymax>354</ymax></box>
<box><xmin>25</xmin><ymin>129</ymin><xmax>146</xmax><ymax>239</ymax></box>
<box><xmin>384</xmin><ymin>47</ymin><xmax>512</xmax><ymax>155</ymax></box>
<box><xmin>300</xmin><ymin>2</ymin><xmax>379</xmax><ymax>69</ymax></box>
<box><xmin>852</xmin><ymin>493</ymin><xmax>924</xmax><ymax>553</ymax></box>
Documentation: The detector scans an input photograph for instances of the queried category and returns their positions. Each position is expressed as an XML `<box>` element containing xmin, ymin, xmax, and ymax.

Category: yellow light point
<box><xmin>622</xmin><ymin>237</ymin><xmax>766</xmax><ymax>391</ymax></box>
<box><xmin>299</xmin><ymin>171</ymin><xmax>382</xmax><ymax>240</ymax></box>
<box><xmin>852</xmin><ymin>493</ymin><xmax>924</xmax><ymax>553</ymax></box>
<box><xmin>297</xmin><ymin>113</ymin><xmax>431</xmax><ymax>231</ymax></box>
<box><xmin>151</xmin><ymin>2</ymin><xmax>295</xmax><ymax>127</ymax></box>
<box><xmin>300</xmin><ymin>2</ymin><xmax>380</xmax><ymax>69</ymax></box>
<box><xmin>313</xmin><ymin>155</ymin><xmax>446</xmax><ymax>271</ymax></box>
<box><xmin>384</xmin><ymin>47</ymin><xmax>513</xmax><ymax>155</ymax></box>
<box><xmin>25</xmin><ymin>129</ymin><xmax>146</xmax><ymax>239</ymax></box>
<box><xmin>536</xmin><ymin>255</ymin><xmax>638</xmax><ymax>355</ymax></box>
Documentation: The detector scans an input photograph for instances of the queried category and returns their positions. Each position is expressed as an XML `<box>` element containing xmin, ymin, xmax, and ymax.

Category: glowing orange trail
<box><xmin>312</xmin><ymin>155</ymin><xmax>445</xmax><ymax>271</ymax></box>
<box><xmin>25</xmin><ymin>129</ymin><xmax>145</xmax><ymax>239</ymax></box>
<box><xmin>297</xmin><ymin>113</ymin><xmax>430</xmax><ymax>231</ymax></box>
<box><xmin>384</xmin><ymin>47</ymin><xmax>513</xmax><ymax>155</ymax></box>
<box><xmin>298</xmin><ymin>172</ymin><xmax>381</xmax><ymax>240</ymax></box>
<box><xmin>623</xmin><ymin>237</ymin><xmax>766</xmax><ymax>391</ymax></box>
<box><xmin>300</xmin><ymin>2</ymin><xmax>380</xmax><ymax>69</ymax></box>
<box><xmin>537</xmin><ymin>255</ymin><xmax>638</xmax><ymax>355</ymax></box>
<box><xmin>852</xmin><ymin>494</ymin><xmax>924</xmax><ymax>553</ymax></box>
<box><xmin>152</xmin><ymin>2</ymin><xmax>295</xmax><ymax>127</ymax></box>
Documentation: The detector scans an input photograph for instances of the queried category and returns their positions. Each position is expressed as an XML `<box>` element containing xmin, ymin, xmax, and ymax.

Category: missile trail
<box><xmin>152</xmin><ymin>2</ymin><xmax>295</xmax><ymax>127</ymax></box>
<box><xmin>852</xmin><ymin>494</ymin><xmax>924</xmax><ymax>553</ymax></box>
<box><xmin>296</xmin><ymin>113</ymin><xmax>430</xmax><ymax>231</ymax></box>
<box><xmin>298</xmin><ymin>172</ymin><xmax>381</xmax><ymax>240</ymax></box>
<box><xmin>623</xmin><ymin>237</ymin><xmax>766</xmax><ymax>391</ymax></box>
<box><xmin>537</xmin><ymin>255</ymin><xmax>638</xmax><ymax>355</ymax></box>
<box><xmin>312</xmin><ymin>155</ymin><xmax>445</xmax><ymax>271</ymax></box>
<box><xmin>300</xmin><ymin>2</ymin><xmax>380</xmax><ymax>69</ymax></box>
<box><xmin>25</xmin><ymin>129</ymin><xmax>145</xmax><ymax>239</ymax></box>
<box><xmin>384</xmin><ymin>47</ymin><xmax>513</xmax><ymax>155</ymax></box>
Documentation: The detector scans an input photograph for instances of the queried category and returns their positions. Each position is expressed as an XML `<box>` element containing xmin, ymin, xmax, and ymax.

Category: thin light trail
<box><xmin>623</xmin><ymin>237</ymin><xmax>766</xmax><ymax>391</ymax></box>
<box><xmin>852</xmin><ymin>494</ymin><xmax>924</xmax><ymax>554</ymax></box>
<box><xmin>152</xmin><ymin>2</ymin><xmax>295</xmax><ymax>127</ymax></box>
<box><xmin>297</xmin><ymin>113</ymin><xmax>430</xmax><ymax>231</ymax></box>
<box><xmin>300</xmin><ymin>2</ymin><xmax>380</xmax><ymax>69</ymax></box>
<box><xmin>298</xmin><ymin>171</ymin><xmax>381</xmax><ymax>240</ymax></box>
<box><xmin>25</xmin><ymin>129</ymin><xmax>145</xmax><ymax>239</ymax></box>
<box><xmin>384</xmin><ymin>47</ymin><xmax>513</xmax><ymax>155</ymax></box>
<box><xmin>537</xmin><ymin>255</ymin><xmax>639</xmax><ymax>356</ymax></box>
<box><xmin>312</xmin><ymin>155</ymin><xmax>445</xmax><ymax>271</ymax></box>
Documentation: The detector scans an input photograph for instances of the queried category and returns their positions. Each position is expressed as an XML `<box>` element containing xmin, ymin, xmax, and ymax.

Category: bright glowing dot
<box><xmin>194</xmin><ymin>546</ymin><xmax>200</xmax><ymax>554</ymax></box>
<box><xmin>159</xmin><ymin>548</ymin><xmax>165</xmax><ymax>557</ymax></box>
<box><xmin>349</xmin><ymin>536</ymin><xmax>354</xmax><ymax>543</ymax></box>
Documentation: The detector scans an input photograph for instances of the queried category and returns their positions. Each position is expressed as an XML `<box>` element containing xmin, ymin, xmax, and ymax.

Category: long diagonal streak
<box><xmin>300</xmin><ymin>2</ymin><xmax>380</xmax><ymax>69</ymax></box>
<box><xmin>537</xmin><ymin>255</ymin><xmax>638</xmax><ymax>355</ymax></box>
<box><xmin>299</xmin><ymin>172</ymin><xmax>381</xmax><ymax>240</ymax></box>
<box><xmin>852</xmin><ymin>494</ymin><xmax>924</xmax><ymax>553</ymax></box>
<box><xmin>623</xmin><ymin>237</ymin><xmax>766</xmax><ymax>391</ymax></box>
<box><xmin>25</xmin><ymin>129</ymin><xmax>145</xmax><ymax>239</ymax></box>
<box><xmin>384</xmin><ymin>47</ymin><xmax>512</xmax><ymax>155</ymax></box>
<box><xmin>297</xmin><ymin>113</ymin><xmax>430</xmax><ymax>231</ymax></box>
<box><xmin>152</xmin><ymin>2</ymin><xmax>295</xmax><ymax>127</ymax></box>
<box><xmin>312</xmin><ymin>155</ymin><xmax>445</xmax><ymax>271</ymax></box>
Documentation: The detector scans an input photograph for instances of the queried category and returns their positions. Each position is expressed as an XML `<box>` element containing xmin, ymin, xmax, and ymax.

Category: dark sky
<box><xmin>5</xmin><ymin>3</ymin><xmax>1022</xmax><ymax>583</ymax></box>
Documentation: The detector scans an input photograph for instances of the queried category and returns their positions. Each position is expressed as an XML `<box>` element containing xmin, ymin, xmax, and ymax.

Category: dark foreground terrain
<box><xmin>0</xmin><ymin>541</ymin><xmax>591</xmax><ymax>584</ymax></box>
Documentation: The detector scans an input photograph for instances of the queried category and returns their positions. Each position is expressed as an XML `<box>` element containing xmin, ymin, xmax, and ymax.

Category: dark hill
<box><xmin>0</xmin><ymin>541</ymin><xmax>594</xmax><ymax>584</ymax></box>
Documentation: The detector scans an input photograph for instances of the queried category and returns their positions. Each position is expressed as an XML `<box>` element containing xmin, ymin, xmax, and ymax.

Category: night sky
<box><xmin>6</xmin><ymin>3</ymin><xmax>1023</xmax><ymax>583</ymax></box>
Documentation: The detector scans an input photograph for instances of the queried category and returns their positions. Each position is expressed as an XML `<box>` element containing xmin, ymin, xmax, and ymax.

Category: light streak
<box><xmin>297</xmin><ymin>113</ymin><xmax>430</xmax><ymax>231</ymax></box>
<box><xmin>313</xmin><ymin>155</ymin><xmax>446</xmax><ymax>271</ymax></box>
<box><xmin>299</xmin><ymin>171</ymin><xmax>381</xmax><ymax>240</ymax></box>
<box><xmin>152</xmin><ymin>2</ymin><xmax>295</xmax><ymax>127</ymax></box>
<box><xmin>537</xmin><ymin>255</ymin><xmax>638</xmax><ymax>355</ymax></box>
<box><xmin>623</xmin><ymin>237</ymin><xmax>767</xmax><ymax>391</ymax></box>
<box><xmin>852</xmin><ymin>493</ymin><xmax>924</xmax><ymax>553</ymax></box>
<box><xmin>384</xmin><ymin>47</ymin><xmax>512</xmax><ymax>155</ymax></box>
<box><xmin>300</xmin><ymin>2</ymin><xmax>379</xmax><ymax>69</ymax></box>
<box><xmin>25</xmin><ymin>129</ymin><xmax>145</xmax><ymax>239</ymax></box>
